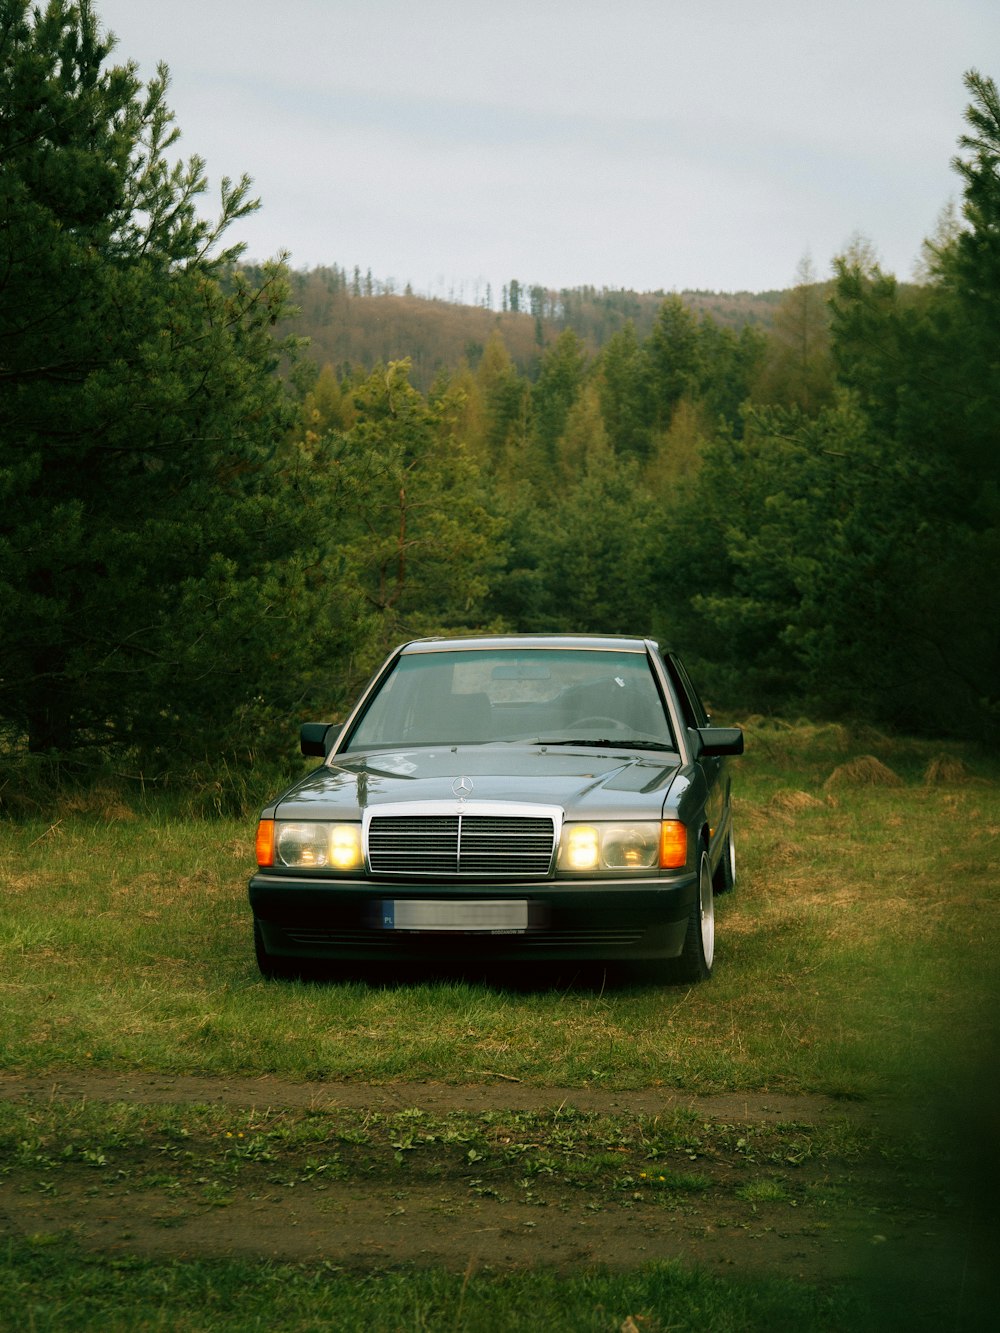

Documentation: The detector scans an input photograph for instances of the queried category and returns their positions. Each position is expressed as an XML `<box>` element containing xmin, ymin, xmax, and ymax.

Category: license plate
<box><xmin>381</xmin><ymin>899</ymin><xmax>528</xmax><ymax>932</ymax></box>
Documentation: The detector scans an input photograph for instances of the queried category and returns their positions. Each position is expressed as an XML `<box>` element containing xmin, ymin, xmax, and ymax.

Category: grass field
<box><xmin>1</xmin><ymin>720</ymin><xmax>998</xmax><ymax>1329</ymax></box>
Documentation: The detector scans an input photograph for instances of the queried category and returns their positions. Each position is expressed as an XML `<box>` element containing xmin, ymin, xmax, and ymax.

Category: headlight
<box><xmin>558</xmin><ymin>821</ymin><xmax>679</xmax><ymax>872</ymax></box>
<box><xmin>604</xmin><ymin>823</ymin><xmax>661</xmax><ymax>869</ymax></box>
<box><xmin>560</xmin><ymin>824</ymin><xmax>601</xmax><ymax>870</ymax></box>
<box><xmin>271</xmin><ymin>822</ymin><xmax>364</xmax><ymax>870</ymax></box>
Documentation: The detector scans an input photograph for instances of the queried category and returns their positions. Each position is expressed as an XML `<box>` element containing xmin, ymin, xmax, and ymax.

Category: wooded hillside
<box><xmin>273</xmin><ymin>266</ymin><xmax>785</xmax><ymax>390</ymax></box>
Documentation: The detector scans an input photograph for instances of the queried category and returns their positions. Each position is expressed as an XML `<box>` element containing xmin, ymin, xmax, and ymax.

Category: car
<box><xmin>249</xmin><ymin>635</ymin><xmax>743</xmax><ymax>983</ymax></box>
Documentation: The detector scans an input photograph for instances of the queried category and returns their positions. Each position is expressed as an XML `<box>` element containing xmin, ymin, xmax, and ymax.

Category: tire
<box><xmin>712</xmin><ymin>827</ymin><xmax>737</xmax><ymax>895</ymax></box>
<box><xmin>668</xmin><ymin>849</ymin><xmax>715</xmax><ymax>984</ymax></box>
<box><xmin>254</xmin><ymin>919</ymin><xmax>298</xmax><ymax>980</ymax></box>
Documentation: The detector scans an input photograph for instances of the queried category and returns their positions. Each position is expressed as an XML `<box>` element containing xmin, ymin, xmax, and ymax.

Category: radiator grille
<box><xmin>367</xmin><ymin>813</ymin><xmax>555</xmax><ymax>877</ymax></box>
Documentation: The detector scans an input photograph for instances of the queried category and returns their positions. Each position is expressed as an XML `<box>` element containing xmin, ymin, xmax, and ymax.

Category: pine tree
<box><xmin>754</xmin><ymin>255</ymin><xmax>834</xmax><ymax>413</ymax></box>
<box><xmin>0</xmin><ymin>0</ymin><xmax>346</xmax><ymax>767</ymax></box>
<box><xmin>317</xmin><ymin>361</ymin><xmax>505</xmax><ymax>662</ymax></box>
<box><xmin>660</xmin><ymin>72</ymin><xmax>1000</xmax><ymax>739</ymax></box>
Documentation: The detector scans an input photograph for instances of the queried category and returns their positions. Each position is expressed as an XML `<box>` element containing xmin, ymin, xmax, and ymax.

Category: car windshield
<box><xmin>343</xmin><ymin>647</ymin><xmax>676</xmax><ymax>751</ymax></box>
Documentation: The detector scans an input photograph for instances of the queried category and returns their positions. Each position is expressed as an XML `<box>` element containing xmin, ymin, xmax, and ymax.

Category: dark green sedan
<box><xmin>249</xmin><ymin>635</ymin><xmax>743</xmax><ymax>982</ymax></box>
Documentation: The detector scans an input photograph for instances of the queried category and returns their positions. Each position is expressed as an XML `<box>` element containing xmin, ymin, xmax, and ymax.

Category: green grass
<box><xmin>1</xmin><ymin>721</ymin><xmax>998</xmax><ymax>1330</ymax></box>
<box><xmin>0</xmin><ymin>1239</ymin><xmax>875</xmax><ymax>1333</ymax></box>
<box><xmin>2</xmin><ymin>720</ymin><xmax>997</xmax><ymax>1098</ymax></box>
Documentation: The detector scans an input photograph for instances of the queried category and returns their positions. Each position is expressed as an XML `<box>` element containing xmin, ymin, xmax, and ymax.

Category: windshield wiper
<box><xmin>525</xmin><ymin>738</ymin><xmax>676</xmax><ymax>751</ymax></box>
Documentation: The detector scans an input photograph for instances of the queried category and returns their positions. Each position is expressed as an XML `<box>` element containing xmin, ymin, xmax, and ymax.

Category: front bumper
<box><xmin>248</xmin><ymin>871</ymin><xmax>698</xmax><ymax>963</ymax></box>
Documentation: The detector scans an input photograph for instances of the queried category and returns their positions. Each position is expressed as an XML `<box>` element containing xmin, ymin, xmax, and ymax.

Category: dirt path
<box><xmin>0</xmin><ymin>1070</ymin><xmax>875</xmax><ymax>1121</ymax></box>
<box><xmin>0</xmin><ymin>1071</ymin><xmax>991</xmax><ymax>1314</ymax></box>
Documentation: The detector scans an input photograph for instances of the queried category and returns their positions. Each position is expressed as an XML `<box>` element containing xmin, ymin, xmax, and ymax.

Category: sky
<box><xmin>93</xmin><ymin>0</ymin><xmax>999</xmax><ymax>299</ymax></box>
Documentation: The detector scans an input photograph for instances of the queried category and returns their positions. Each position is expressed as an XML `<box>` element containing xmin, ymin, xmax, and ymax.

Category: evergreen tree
<box><xmin>657</xmin><ymin>397</ymin><xmax>943</xmax><ymax>724</ymax></box>
<box><xmin>597</xmin><ymin>323</ymin><xmax>654</xmax><ymax>459</ymax></box>
<box><xmin>475</xmin><ymin>330</ymin><xmax>529</xmax><ymax>476</ymax></box>
<box><xmin>0</xmin><ymin>0</ymin><xmax>345</xmax><ymax>768</ymax></box>
<box><xmin>319</xmin><ymin>361</ymin><xmax>506</xmax><ymax>665</ymax></box>
<box><xmin>694</xmin><ymin>317</ymin><xmax>767</xmax><ymax>428</ymax></box>
<box><xmin>660</xmin><ymin>71</ymin><xmax>1000</xmax><ymax>739</ymax></box>
<box><xmin>930</xmin><ymin>70</ymin><xmax>1000</xmax><ymax>502</ymax></box>
<box><xmin>753</xmin><ymin>255</ymin><xmax>834</xmax><ymax>413</ymax></box>
<box><xmin>553</xmin><ymin>383</ymin><xmax>607</xmax><ymax>482</ymax></box>
<box><xmin>528</xmin><ymin>329</ymin><xmax>587</xmax><ymax>468</ymax></box>
<box><xmin>645</xmin><ymin>294</ymin><xmax>703</xmax><ymax>429</ymax></box>
<box><xmin>500</xmin><ymin>434</ymin><xmax>663</xmax><ymax>637</ymax></box>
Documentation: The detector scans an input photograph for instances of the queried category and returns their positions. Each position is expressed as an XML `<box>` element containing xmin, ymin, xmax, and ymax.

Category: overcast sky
<box><xmin>94</xmin><ymin>0</ymin><xmax>998</xmax><ymax>298</ymax></box>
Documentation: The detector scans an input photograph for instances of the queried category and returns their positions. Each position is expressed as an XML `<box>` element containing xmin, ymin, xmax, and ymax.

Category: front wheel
<box><xmin>667</xmin><ymin>850</ymin><xmax>715</xmax><ymax>984</ymax></box>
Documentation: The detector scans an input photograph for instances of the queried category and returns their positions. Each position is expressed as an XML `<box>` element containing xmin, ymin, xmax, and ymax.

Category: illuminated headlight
<box><xmin>274</xmin><ymin>822</ymin><xmax>363</xmax><ymax>870</ymax></box>
<box><xmin>558</xmin><ymin>822</ymin><xmax>666</xmax><ymax>872</ymax></box>
<box><xmin>559</xmin><ymin>824</ymin><xmax>601</xmax><ymax>870</ymax></box>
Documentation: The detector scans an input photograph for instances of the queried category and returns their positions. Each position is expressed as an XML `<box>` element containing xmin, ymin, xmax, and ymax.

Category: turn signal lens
<box><xmin>255</xmin><ymin>819</ymin><xmax>275</xmax><ymax>867</ymax></box>
<box><xmin>659</xmin><ymin>821</ymin><xmax>688</xmax><ymax>869</ymax></box>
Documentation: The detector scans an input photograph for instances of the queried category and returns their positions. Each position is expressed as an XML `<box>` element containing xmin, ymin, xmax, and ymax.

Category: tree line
<box><xmin>2</xmin><ymin>0</ymin><xmax>997</xmax><ymax>790</ymax></box>
<box><xmin>276</xmin><ymin>263</ymin><xmax>783</xmax><ymax>394</ymax></box>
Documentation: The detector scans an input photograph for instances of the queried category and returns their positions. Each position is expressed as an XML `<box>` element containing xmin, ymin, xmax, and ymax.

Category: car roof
<box><xmin>399</xmin><ymin>634</ymin><xmax>658</xmax><ymax>655</ymax></box>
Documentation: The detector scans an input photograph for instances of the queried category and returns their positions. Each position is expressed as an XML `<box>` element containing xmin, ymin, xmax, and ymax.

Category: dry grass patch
<box><xmin>770</xmin><ymin>789</ymin><xmax>827</xmax><ymax>811</ymax></box>
<box><xmin>60</xmin><ymin>786</ymin><xmax>138</xmax><ymax>821</ymax></box>
<box><xmin>922</xmin><ymin>754</ymin><xmax>986</xmax><ymax>785</ymax></box>
<box><xmin>0</xmin><ymin>869</ymin><xmax>65</xmax><ymax>896</ymax></box>
<box><xmin>740</xmin><ymin>717</ymin><xmax>855</xmax><ymax>749</ymax></box>
<box><xmin>766</xmin><ymin>790</ymin><xmax>828</xmax><ymax>820</ymax></box>
<box><xmin>824</xmin><ymin>756</ymin><xmax>903</xmax><ymax>789</ymax></box>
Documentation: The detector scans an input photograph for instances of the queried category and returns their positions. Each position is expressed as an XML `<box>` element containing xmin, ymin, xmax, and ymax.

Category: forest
<box><xmin>1</xmin><ymin>0</ymin><xmax>998</xmax><ymax>791</ymax></box>
<box><xmin>271</xmin><ymin>266</ymin><xmax>785</xmax><ymax>392</ymax></box>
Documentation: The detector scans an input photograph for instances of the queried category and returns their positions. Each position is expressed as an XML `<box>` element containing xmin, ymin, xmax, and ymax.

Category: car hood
<box><xmin>269</xmin><ymin>745</ymin><xmax>682</xmax><ymax>822</ymax></box>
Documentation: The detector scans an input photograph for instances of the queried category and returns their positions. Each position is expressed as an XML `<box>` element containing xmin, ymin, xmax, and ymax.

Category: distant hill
<box><xmin>257</xmin><ymin>264</ymin><xmax>788</xmax><ymax>390</ymax></box>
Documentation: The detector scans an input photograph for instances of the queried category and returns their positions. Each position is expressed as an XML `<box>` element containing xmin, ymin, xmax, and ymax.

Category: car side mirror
<box><xmin>300</xmin><ymin>722</ymin><xmax>341</xmax><ymax>757</ymax></box>
<box><xmin>690</xmin><ymin>726</ymin><xmax>744</xmax><ymax>758</ymax></box>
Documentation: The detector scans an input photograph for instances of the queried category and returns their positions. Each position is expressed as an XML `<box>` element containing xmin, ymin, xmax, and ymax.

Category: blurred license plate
<box><xmin>382</xmin><ymin>900</ymin><xmax>528</xmax><ymax>932</ymax></box>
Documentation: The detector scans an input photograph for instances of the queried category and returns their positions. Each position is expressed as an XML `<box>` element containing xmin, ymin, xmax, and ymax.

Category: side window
<box><xmin>663</xmin><ymin>653</ymin><xmax>709</xmax><ymax>729</ymax></box>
